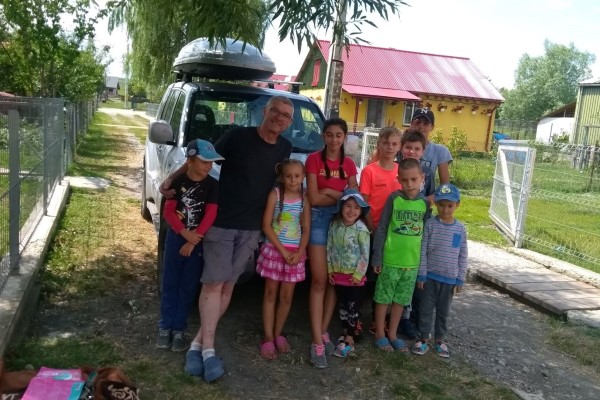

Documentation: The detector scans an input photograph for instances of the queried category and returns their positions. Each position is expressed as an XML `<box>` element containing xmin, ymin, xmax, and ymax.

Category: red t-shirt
<box><xmin>305</xmin><ymin>151</ymin><xmax>357</xmax><ymax>191</ymax></box>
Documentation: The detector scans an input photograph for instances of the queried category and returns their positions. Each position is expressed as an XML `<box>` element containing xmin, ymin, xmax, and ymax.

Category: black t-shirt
<box><xmin>171</xmin><ymin>174</ymin><xmax>219</xmax><ymax>230</ymax></box>
<box><xmin>213</xmin><ymin>126</ymin><xmax>292</xmax><ymax>230</ymax></box>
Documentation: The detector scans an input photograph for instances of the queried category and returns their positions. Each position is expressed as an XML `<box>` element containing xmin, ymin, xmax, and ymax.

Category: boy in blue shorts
<box><xmin>412</xmin><ymin>183</ymin><xmax>468</xmax><ymax>358</ymax></box>
<box><xmin>371</xmin><ymin>158</ymin><xmax>429</xmax><ymax>352</ymax></box>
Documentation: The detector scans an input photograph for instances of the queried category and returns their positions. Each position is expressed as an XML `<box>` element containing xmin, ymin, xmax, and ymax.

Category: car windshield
<box><xmin>187</xmin><ymin>91</ymin><xmax>325</xmax><ymax>153</ymax></box>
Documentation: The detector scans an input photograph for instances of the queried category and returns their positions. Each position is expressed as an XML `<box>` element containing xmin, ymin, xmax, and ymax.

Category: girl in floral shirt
<box><xmin>326</xmin><ymin>189</ymin><xmax>371</xmax><ymax>357</ymax></box>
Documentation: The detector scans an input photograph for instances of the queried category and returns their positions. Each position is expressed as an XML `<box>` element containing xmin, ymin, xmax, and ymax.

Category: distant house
<box><xmin>104</xmin><ymin>76</ymin><xmax>120</xmax><ymax>99</ymax></box>
<box><xmin>0</xmin><ymin>91</ymin><xmax>15</xmax><ymax>97</ymax></box>
<box><xmin>295</xmin><ymin>40</ymin><xmax>504</xmax><ymax>152</ymax></box>
<box><xmin>253</xmin><ymin>74</ymin><xmax>297</xmax><ymax>91</ymax></box>
<box><xmin>536</xmin><ymin>102</ymin><xmax>576</xmax><ymax>143</ymax></box>
<box><xmin>573</xmin><ymin>78</ymin><xmax>600</xmax><ymax>145</ymax></box>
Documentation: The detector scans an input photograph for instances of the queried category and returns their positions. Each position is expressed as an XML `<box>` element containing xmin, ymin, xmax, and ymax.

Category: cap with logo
<box><xmin>411</xmin><ymin>108</ymin><xmax>435</xmax><ymax>125</ymax></box>
<box><xmin>186</xmin><ymin>139</ymin><xmax>224</xmax><ymax>161</ymax></box>
<box><xmin>434</xmin><ymin>183</ymin><xmax>460</xmax><ymax>203</ymax></box>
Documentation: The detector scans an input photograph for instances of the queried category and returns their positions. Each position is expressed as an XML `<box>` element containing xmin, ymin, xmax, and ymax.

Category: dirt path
<box><xmin>29</xmin><ymin>112</ymin><xmax>600</xmax><ymax>399</ymax></box>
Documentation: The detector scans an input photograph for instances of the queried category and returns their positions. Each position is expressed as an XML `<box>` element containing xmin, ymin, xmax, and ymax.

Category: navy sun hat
<box><xmin>434</xmin><ymin>183</ymin><xmax>461</xmax><ymax>203</ymax></box>
<box><xmin>337</xmin><ymin>188</ymin><xmax>370</xmax><ymax>215</ymax></box>
<box><xmin>411</xmin><ymin>108</ymin><xmax>435</xmax><ymax>125</ymax></box>
<box><xmin>186</xmin><ymin>139</ymin><xmax>224</xmax><ymax>161</ymax></box>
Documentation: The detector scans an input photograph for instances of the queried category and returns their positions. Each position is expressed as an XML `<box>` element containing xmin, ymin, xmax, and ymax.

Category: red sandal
<box><xmin>275</xmin><ymin>335</ymin><xmax>290</xmax><ymax>353</ymax></box>
<box><xmin>260</xmin><ymin>340</ymin><xmax>277</xmax><ymax>360</ymax></box>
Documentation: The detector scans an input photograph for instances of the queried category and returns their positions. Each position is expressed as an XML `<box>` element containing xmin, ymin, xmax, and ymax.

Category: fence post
<box><xmin>8</xmin><ymin>110</ymin><xmax>21</xmax><ymax>274</ymax></box>
<box><xmin>514</xmin><ymin>146</ymin><xmax>536</xmax><ymax>248</ymax></box>
<box><xmin>43</xmin><ymin>104</ymin><xmax>49</xmax><ymax>215</ymax></box>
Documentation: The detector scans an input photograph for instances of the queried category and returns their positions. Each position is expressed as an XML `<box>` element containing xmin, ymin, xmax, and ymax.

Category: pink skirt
<box><xmin>256</xmin><ymin>243</ymin><xmax>306</xmax><ymax>283</ymax></box>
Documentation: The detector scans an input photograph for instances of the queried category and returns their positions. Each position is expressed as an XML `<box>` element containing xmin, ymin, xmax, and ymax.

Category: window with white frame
<box><xmin>402</xmin><ymin>102</ymin><xmax>417</xmax><ymax>126</ymax></box>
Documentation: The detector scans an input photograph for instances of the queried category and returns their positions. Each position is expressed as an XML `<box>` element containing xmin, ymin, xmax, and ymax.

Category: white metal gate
<box><xmin>489</xmin><ymin>144</ymin><xmax>536</xmax><ymax>247</ymax></box>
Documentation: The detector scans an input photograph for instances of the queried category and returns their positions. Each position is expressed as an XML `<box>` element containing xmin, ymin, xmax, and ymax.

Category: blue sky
<box><xmin>98</xmin><ymin>0</ymin><xmax>600</xmax><ymax>89</ymax></box>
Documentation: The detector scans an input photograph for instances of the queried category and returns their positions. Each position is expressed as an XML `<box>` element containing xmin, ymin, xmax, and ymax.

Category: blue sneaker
<box><xmin>203</xmin><ymin>356</ymin><xmax>224</xmax><ymax>383</ymax></box>
<box><xmin>184</xmin><ymin>350</ymin><xmax>204</xmax><ymax>376</ymax></box>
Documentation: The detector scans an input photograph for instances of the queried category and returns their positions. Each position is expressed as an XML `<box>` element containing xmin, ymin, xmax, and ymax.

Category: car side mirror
<box><xmin>345</xmin><ymin>134</ymin><xmax>360</xmax><ymax>156</ymax></box>
<box><xmin>148</xmin><ymin>120</ymin><xmax>174</xmax><ymax>144</ymax></box>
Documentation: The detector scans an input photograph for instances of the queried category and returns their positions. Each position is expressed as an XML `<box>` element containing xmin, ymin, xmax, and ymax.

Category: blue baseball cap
<box><xmin>435</xmin><ymin>183</ymin><xmax>461</xmax><ymax>202</ymax></box>
<box><xmin>337</xmin><ymin>188</ymin><xmax>370</xmax><ymax>215</ymax></box>
<box><xmin>186</xmin><ymin>139</ymin><xmax>224</xmax><ymax>161</ymax></box>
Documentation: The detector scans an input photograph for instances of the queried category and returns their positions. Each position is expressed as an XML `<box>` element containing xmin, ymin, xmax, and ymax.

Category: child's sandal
<box><xmin>275</xmin><ymin>335</ymin><xmax>290</xmax><ymax>353</ymax></box>
<box><xmin>260</xmin><ymin>340</ymin><xmax>277</xmax><ymax>360</ymax></box>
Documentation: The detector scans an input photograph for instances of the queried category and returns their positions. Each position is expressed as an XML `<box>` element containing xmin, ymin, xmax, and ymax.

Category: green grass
<box><xmin>5</xmin><ymin>336</ymin><xmax>122</xmax><ymax>370</ymax></box>
<box><xmin>377</xmin><ymin>352</ymin><xmax>518</xmax><ymax>399</ymax></box>
<box><xmin>548</xmin><ymin>318</ymin><xmax>600</xmax><ymax>374</ymax></box>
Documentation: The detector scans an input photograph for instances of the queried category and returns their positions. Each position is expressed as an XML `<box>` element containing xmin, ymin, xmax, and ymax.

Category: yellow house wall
<box><xmin>424</xmin><ymin>96</ymin><xmax>497</xmax><ymax>152</ymax></box>
<box><xmin>300</xmin><ymin>88</ymin><xmax>325</xmax><ymax>110</ymax></box>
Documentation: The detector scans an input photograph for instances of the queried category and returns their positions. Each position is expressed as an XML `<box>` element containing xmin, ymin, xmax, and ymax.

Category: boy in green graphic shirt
<box><xmin>371</xmin><ymin>158</ymin><xmax>430</xmax><ymax>352</ymax></box>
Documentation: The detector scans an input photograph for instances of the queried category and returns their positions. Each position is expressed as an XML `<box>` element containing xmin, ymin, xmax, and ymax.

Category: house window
<box><xmin>311</xmin><ymin>58</ymin><xmax>321</xmax><ymax>87</ymax></box>
<box><xmin>366</xmin><ymin>99</ymin><xmax>385</xmax><ymax>128</ymax></box>
<box><xmin>402</xmin><ymin>102</ymin><xmax>417</xmax><ymax>126</ymax></box>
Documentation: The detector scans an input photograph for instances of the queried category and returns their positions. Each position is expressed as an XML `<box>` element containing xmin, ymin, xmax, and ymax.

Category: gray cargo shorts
<box><xmin>201</xmin><ymin>226</ymin><xmax>262</xmax><ymax>284</ymax></box>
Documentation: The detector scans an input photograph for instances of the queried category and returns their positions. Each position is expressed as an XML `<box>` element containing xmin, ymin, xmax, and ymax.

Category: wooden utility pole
<box><xmin>322</xmin><ymin>0</ymin><xmax>347</xmax><ymax>118</ymax></box>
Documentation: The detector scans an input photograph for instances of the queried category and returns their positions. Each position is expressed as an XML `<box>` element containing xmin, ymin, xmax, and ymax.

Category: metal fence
<box><xmin>0</xmin><ymin>97</ymin><xmax>96</xmax><ymax>293</ymax></box>
<box><xmin>491</xmin><ymin>142</ymin><xmax>600</xmax><ymax>272</ymax></box>
<box><xmin>494</xmin><ymin>120</ymin><xmax>538</xmax><ymax>141</ymax></box>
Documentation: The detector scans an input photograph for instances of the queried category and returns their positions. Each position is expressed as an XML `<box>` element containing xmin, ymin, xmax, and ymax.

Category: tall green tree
<box><xmin>106</xmin><ymin>0</ymin><xmax>406</xmax><ymax>89</ymax></box>
<box><xmin>0</xmin><ymin>0</ymin><xmax>108</xmax><ymax>101</ymax></box>
<box><xmin>499</xmin><ymin>40</ymin><xmax>596</xmax><ymax>121</ymax></box>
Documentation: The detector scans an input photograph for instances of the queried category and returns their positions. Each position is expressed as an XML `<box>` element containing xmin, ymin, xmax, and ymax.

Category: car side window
<box><xmin>159</xmin><ymin>90</ymin><xmax>178</xmax><ymax>122</ymax></box>
<box><xmin>170</xmin><ymin>93</ymin><xmax>186</xmax><ymax>142</ymax></box>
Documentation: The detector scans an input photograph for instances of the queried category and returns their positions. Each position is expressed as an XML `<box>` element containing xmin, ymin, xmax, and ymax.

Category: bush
<box><xmin>429</xmin><ymin>126</ymin><xmax>469</xmax><ymax>159</ymax></box>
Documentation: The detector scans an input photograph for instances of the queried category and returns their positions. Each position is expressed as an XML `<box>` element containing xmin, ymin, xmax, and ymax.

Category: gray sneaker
<box><xmin>321</xmin><ymin>332</ymin><xmax>335</xmax><ymax>355</ymax></box>
<box><xmin>310</xmin><ymin>343</ymin><xmax>327</xmax><ymax>368</ymax></box>
<box><xmin>172</xmin><ymin>331</ymin><xmax>187</xmax><ymax>352</ymax></box>
<box><xmin>156</xmin><ymin>328</ymin><xmax>171</xmax><ymax>349</ymax></box>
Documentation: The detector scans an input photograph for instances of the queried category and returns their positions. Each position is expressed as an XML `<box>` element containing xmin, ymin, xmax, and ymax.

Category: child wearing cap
<box><xmin>326</xmin><ymin>189</ymin><xmax>371</xmax><ymax>358</ymax></box>
<box><xmin>409</xmin><ymin>108</ymin><xmax>453</xmax><ymax>185</ymax></box>
<box><xmin>412</xmin><ymin>183</ymin><xmax>468</xmax><ymax>358</ymax></box>
<box><xmin>156</xmin><ymin>139</ymin><xmax>221</xmax><ymax>352</ymax></box>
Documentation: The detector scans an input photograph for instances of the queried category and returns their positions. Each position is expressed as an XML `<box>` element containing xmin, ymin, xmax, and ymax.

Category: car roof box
<box><xmin>173</xmin><ymin>38</ymin><xmax>276</xmax><ymax>81</ymax></box>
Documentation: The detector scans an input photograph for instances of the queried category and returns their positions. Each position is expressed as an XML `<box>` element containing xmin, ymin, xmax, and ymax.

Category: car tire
<box><xmin>141</xmin><ymin>160</ymin><xmax>152</xmax><ymax>222</ymax></box>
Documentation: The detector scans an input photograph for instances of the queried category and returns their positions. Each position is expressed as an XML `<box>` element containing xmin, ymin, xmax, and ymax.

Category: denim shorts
<box><xmin>309</xmin><ymin>205</ymin><xmax>337</xmax><ymax>246</ymax></box>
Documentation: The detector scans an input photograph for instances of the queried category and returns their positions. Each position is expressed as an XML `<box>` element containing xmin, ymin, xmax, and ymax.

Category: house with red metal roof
<box><xmin>295</xmin><ymin>40</ymin><xmax>504</xmax><ymax>152</ymax></box>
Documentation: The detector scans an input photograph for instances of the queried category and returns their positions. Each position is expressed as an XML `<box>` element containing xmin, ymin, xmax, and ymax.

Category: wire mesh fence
<box><xmin>0</xmin><ymin>97</ymin><xmax>96</xmax><ymax>293</ymax></box>
<box><xmin>524</xmin><ymin>143</ymin><xmax>600</xmax><ymax>271</ymax></box>
<box><xmin>494</xmin><ymin>120</ymin><xmax>538</xmax><ymax>141</ymax></box>
<box><xmin>491</xmin><ymin>141</ymin><xmax>600</xmax><ymax>272</ymax></box>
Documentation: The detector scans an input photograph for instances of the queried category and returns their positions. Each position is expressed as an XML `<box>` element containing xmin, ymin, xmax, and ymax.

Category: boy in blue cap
<box><xmin>412</xmin><ymin>183</ymin><xmax>468</xmax><ymax>358</ymax></box>
<box><xmin>156</xmin><ymin>139</ymin><xmax>222</xmax><ymax>352</ymax></box>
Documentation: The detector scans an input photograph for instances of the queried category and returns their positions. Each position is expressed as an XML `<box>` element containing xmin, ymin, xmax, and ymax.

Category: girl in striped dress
<box><xmin>257</xmin><ymin>159</ymin><xmax>311</xmax><ymax>360</ymax></box>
